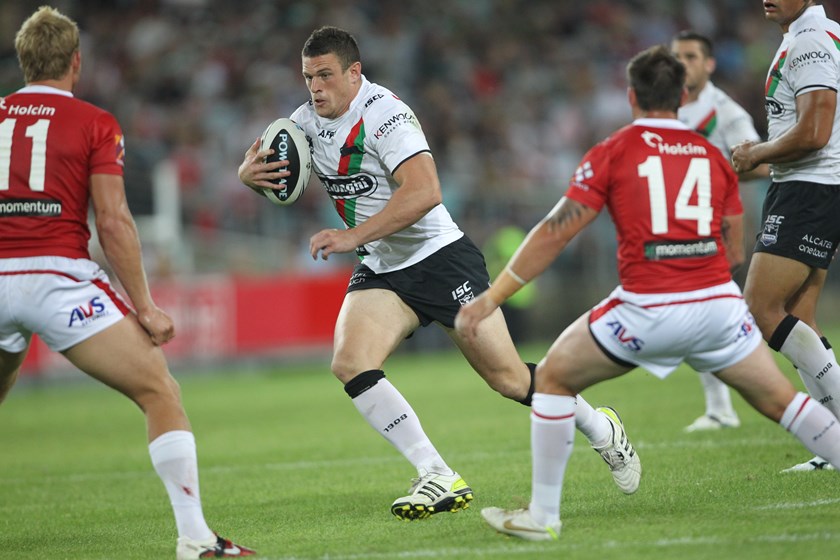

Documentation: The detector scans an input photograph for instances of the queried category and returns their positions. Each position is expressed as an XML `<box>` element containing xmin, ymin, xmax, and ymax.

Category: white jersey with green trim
<box><xmin>677</xmin><ymin>81</ymin><xmax>760</xmax><ymax>160</ymax></box>
<box><xmin>290</xmin><ymin>76</ymin><xmax>463</xmax><ymax>274</ymax></box>
<box><xmin>764</xmin><ymin>5</ymin><xmax>840</xmax><ymax>184</ymax></box>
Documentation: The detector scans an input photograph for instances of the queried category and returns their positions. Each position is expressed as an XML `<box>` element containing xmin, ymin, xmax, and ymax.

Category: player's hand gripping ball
<box><xmin>258</xmin><ymin>118</ymin><xmax>312</xmax><ymax>206</ymax></box>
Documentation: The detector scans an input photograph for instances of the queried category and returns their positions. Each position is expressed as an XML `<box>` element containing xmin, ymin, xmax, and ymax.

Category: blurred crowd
<box><xmin>0</xmin><ymin>1</ymin><xmax>835</xmax><ymax>282</ymax></box>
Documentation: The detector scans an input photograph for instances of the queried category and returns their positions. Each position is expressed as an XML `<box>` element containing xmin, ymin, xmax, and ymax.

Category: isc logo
<box><xmin>451</xmin><ymin>281</ymin><xmax>474</xmax><ymax>305</ymax></box>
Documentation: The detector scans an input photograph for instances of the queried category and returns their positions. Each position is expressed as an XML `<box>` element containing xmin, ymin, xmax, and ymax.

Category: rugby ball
<box><xmin>258</xmin><ymin>117</ymin><xmax>312</xmax><ymax>206</ymax></box>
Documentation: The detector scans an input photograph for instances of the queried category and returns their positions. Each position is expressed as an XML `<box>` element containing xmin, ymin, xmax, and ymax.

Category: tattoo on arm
<box><xmin>547</xmin><ymin>200</ymin><xmax>585</xmax><ymax>231</ymax></box>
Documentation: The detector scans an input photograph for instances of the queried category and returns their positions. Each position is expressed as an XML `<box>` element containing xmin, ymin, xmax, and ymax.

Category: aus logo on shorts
<box><xmin>606</xmin><ymin>320</ymin><xmax>644</xmax><ymax>352</ymax></box>
<box><xmin>68</xmin><ymin>296</ymin><xmax>108</xmax><ymax>327</ymax></box>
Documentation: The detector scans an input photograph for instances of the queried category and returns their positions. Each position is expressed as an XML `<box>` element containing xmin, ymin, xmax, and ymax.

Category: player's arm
<box><xmin>731</xmin><ymin>89</ymin><xmax>836</xmax><ymax>172</ymax></box>
<box><xmin>310</xmin><ymin>152</ymin><xmax>441</xmax><ymax>259</ymax></box>
<box><xmin>722</xmin><ymin>113</ymin><xmax>770</xmax><ymax>180</ymax></box>
<box><xmin>90</xmin><ymin>173</ymin><xmax>174</xmax><ymax>345</ymax></box>
<box><xmin>455</xmin><ymin>197</ymin><xmax>599</xmax><ymax>337</ymax></box>
<box><xmin>736</xmin><ymin>163</ymin><xmax>770</xmax><ymax>181</ymax></box>
<box><xmin>720</xmin><ymin>213</ymin><xmax>745</xmax><ymax>273</ymax></box>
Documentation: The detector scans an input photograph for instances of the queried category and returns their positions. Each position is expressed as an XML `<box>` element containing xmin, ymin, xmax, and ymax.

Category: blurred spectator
<box><xmin>0</xmin><ymin>1</ymin><xmax>835</xmax><ymax>299</ymax></box>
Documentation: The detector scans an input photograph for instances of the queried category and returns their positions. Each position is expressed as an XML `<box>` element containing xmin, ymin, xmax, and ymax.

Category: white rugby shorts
<box><xmin>0</xmin><ymin>256</ymin><xmax>130</xmax><ymax>353</ymax></box>
<box><xmin>588</xmin><ymin>280</ymin><xmax>761</xmax><ymax>379</ymax></box>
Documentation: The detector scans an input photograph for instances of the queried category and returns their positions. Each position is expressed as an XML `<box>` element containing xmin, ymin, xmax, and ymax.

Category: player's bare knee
<box><xmin>131</xmin><ymin>371</ymin><xmax>183</xmax><ymax>411</ymax></box>
<box><xmin>331</xmin><ymin>356</ymin><xmax>361</xmax><ymax>383</ymax></box>
<box><xmin>487</xmin><ymin>374</ymin><xmax>525</xmax><ymax>401</ymax></box>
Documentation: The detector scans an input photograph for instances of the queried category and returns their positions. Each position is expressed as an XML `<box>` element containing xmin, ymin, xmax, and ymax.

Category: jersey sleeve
<box><xmin>787</xmin><ymin>31</ymin><xmax>840</xmax><ymax>97</ymax></box>
<box><xmin>565</xmin><ymin>141</ymin><xmax>610</xmax><ymax>211</ymax></box>
<box><xmin>719</xmin><ymin>106</ymin><xmax>760</xmax><ymax>149</ymax></box>
<box><xmin>366</xmin><ymin>98</ymin><xmax>430</xmax><ymax>174</ymax></box>
<box><xmin>89</xmin><ymin>111</ymin><xmax>125</xmax><ymax>176</ymax></box>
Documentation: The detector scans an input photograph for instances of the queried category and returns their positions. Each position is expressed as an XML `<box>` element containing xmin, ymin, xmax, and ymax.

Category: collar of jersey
<box><xmin>16</xmin><ymin>85</ymin><xmax>73</xmax><ymax>97</ymax></box>
<box><xmin>787</xmin><ymin>5</ymin><xmax>826</xmax><ymax>37</ymax></box>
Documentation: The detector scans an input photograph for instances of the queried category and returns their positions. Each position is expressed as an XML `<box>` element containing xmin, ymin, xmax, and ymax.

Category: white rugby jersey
<box><xmin>764</xmin><ymin>5</ymin><xmax>840</xmax><ymax>184</ymax></box>
<box><xmin>291</xmin><ymin>76</ymin><xmax>463</xmax><ymax>273</ymax></box>
<box><xmin>678</xmin><ymin>81</ymin><xmax>760</xmax><ymax>159</ymax></box>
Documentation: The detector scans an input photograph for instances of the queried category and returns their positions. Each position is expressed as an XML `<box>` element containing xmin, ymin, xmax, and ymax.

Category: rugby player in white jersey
<box><xmin>238</xmin><ymin>26</ymin><xmax>641</xmax><ymax>520</ymax></box>
<box><xmin>672</xmin><ymin>30</ymin><xmax>770</xmax><ymax>433</ymax></box>
<box><xmin>732</xmin><ymin>0</ymin><xmax>840</xmax><ymax>472</ymax></box>
<box><xmin>456</xmin><ymin>44</ymin><xmax>840</xmax><ymax>541</ymax></box>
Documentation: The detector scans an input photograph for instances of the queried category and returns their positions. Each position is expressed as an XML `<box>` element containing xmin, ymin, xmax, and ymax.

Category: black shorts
<box><xmin>346</xmin><ymin>235</ymin><xmax>490</xmax><ymax>328</ymax></box>
<box><xmin>754</xmin><ymin>181</ymin><xmax>840</xmax><ymax>269</ymax></box>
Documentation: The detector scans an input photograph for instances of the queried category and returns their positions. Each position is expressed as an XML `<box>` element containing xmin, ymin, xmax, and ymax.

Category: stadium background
<box><xmin>2</xmin><ymin>0</ymin><xmax>839</xmax><ymax>375</ymax></box>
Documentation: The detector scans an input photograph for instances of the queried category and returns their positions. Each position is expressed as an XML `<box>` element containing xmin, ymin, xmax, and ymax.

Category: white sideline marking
<box><xmin>754</xmin><ymin>498</ymin><xmax>840</xmax><ymax>510</ymax></box>
<box><xmin>263</xmin><ymin>532</ymin><xmax>840</xmax><ymax>560</ymax></box>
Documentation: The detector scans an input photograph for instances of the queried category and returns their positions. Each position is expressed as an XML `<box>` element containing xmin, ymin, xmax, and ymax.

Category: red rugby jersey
<box><xmin>0</xmin><ymin>86</ymin><xmax>124</xmax><ymax>259</ymax></box>
<box><xmin>566</xmin><ymin>119</ymin><xmax>742</xmax><ymax>293</ymax></box>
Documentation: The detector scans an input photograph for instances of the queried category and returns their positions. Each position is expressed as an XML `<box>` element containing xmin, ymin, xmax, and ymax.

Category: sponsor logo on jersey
<box><xmin>765</xmin><ymin>98</ymin><xmax>786</xmax><ymax>117</ymax></box>
<box><xmin>68</xmin><ymin>296</ymin><xmax>108</xmax><ymax>327</ymax></box>
<box><xmin>760</xmin><ymin>214</ymin><xmax>784</xmax><ymax>246</ymax></box>
<box><xmin>321</xmin><ymin>173</ymin><xmax>378</xmax><ymax>198</ymax></box>
<box><xmin>606</xmin><ymin>320</ymin><xmax>644</xmax><ymax>352</ymax></box>
<box><xmin>789</xmin><ymin>50</ymin><xmax>832</xmax><ymax>70</ymax></box>
<box><xmin>364</xmin><ymin>93</ymin><xmax>384</xmax><ymax>108</ymax></box>
<box><xmin>373</xmin><ymin>112</ymin><xmax>418</xmax><ymax>140</ymax></box>
<box><xmin>6</xmin><ymin>104</ymin><xmax>55</xmax><ymax>116</ymax></box>
<box><xmin>0</xmin><ymin>97</ymin><xmax>5</xmax><ymax>110</ymax></box>
<box><xmin>318</xmin><ymin>129</ymin><xmax>336</xmax><ymax>141</ymax></box>
<box><xmin>641</xmin><ymin>130</ymin><xmax>707</xmax><ymax>156</ymax></box>
<box><xmin>339</xmin><ymin>144</ymin><xmax>364</xmax><ymax>157</ymax></box>
<box><xmin>451</xmin><ymin>280</ymin><xmax>475</xmax><ymax>306</ymax></box>
<box><xmin>0</xmin><ymin>198</ymin><xmax>62</xmax><ymax>217</ymax></box>
<box><xmin>643</xmin><ymin>238</ymin><xmax>718</xmax><ymax>260</ymax></box>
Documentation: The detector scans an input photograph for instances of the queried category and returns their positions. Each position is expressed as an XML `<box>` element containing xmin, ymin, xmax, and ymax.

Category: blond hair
<box><xmin>15</xmin><ymin>6</ymin><xmax>80</xmax><ymax>83</ymax></box>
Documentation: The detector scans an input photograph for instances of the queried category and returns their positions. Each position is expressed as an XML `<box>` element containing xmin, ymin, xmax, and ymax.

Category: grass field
<box><xmin>2</xmin><ymin>338</ymin><xmax>840</xmax><ymax>559</ymax></box>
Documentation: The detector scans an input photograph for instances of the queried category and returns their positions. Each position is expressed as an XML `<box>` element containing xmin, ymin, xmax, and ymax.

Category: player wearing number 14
<box><xmin>455</xmin><ymin>45</ymin><xmax>840</xmax><ymax>540</ymax></box>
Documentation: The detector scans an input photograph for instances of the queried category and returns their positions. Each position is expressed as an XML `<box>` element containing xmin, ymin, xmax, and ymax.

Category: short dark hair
<box><xmin>626</xmin><ymin>45</ymin><xmax>686</xmax><ymax>113</ymax></box>
<box><xmin>672</xmin><ymin>30</ymin><xmax>714</xmax><ymax>58</ymax></box>
<box><xmin>302</xmin><ymin>26</ymin><xmax>361</xmax><ymax>70</ymax></box>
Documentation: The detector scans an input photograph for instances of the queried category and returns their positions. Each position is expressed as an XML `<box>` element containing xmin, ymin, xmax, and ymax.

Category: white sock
<box><xmin>779</xmin><ymin>392</ymin><xmax>840</xmax><ymax>469</ymax></box>
<box><xmin>796</xmin><ymin>367</ymin><xmax>829</xmax><ymax>416</ymax></box>
<box><xmin>351</xmin><ymin>378</ymin><xmax>451</xmax><ymax>475</ymax></box>
<box><xmin>573</xmin><ymin>393</ymin><xmax>612</xmax><ymax>448</ymax></box>
<box><xmin>778</xmin><ymin>321</ymin><xmax>840</xmax><ymax>419</ymax></box>
<box><xmin>148</xmin><ymin>430</ymin><xmax>213</xmax><ymax>541</ymax></box>
<box><xmin>698</xmin><ymin>371</ymin><xmax>736</xmax><ymax>418</ymax></box>
<box><xmin>529</xmin><ymin>393</ymin><xmax>575</xmax><ymax>527</ymax></box>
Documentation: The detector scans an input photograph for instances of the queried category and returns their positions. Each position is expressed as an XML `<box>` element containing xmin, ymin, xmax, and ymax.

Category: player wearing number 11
<box><xmin>0</xmin><ymin>7</ymin><xmax>252</xmax><ymax>558</ymax></box>
<box><xmin>455</xmin><ymin>45</ymin><xmax>840</xmax><ymax>540</ymax></box>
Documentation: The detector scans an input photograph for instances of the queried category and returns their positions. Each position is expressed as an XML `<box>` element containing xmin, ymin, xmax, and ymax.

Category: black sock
<box><xmin>518</xmin><ymin>362</ymin><xmax>537</xmax><ymax>407</ymax></box>
<box><xmin>343</xmin><ymin>369</ymin><xmax>385</xmax><ymax>398</ymax></box>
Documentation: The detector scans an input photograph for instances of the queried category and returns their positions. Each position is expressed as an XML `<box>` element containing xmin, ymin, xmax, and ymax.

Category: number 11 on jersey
<box><xmin>0</xmin><ymin>118</ymin><xmax>50</xmax><ymax>191</ymax></box>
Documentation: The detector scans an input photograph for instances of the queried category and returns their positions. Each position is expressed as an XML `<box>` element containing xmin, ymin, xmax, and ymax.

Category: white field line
<box><xmin>0</xmin><ymin>436</ymin><xmax>798</xmax><ymax>486</ymax></box>
<box><xmin>754</xmin><ymin>497</ymin><xmax>840</xmax><ymax>510</ymax></box>
<box><xmin>262</xmin><ymin>532</ymin><xmax>840</xmax><ymax>560</ymax></box>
